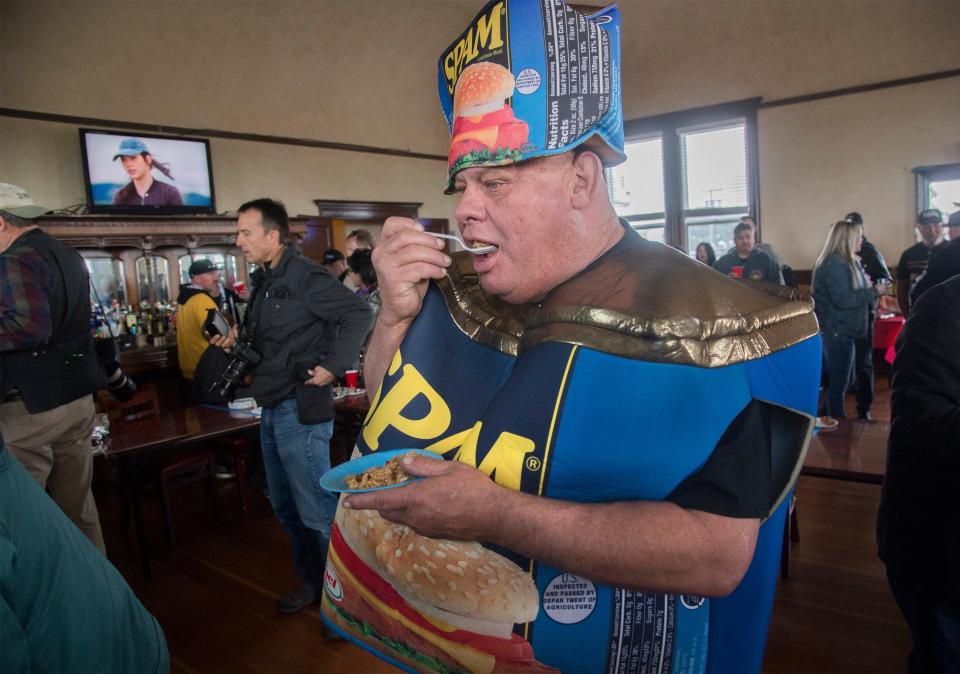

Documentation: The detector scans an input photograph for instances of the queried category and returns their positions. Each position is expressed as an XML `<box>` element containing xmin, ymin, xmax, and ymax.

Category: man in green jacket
<box><xmin>0</xmin><ymin>437</ymin><xmax>170</xmax><ymax>673</ymax></box>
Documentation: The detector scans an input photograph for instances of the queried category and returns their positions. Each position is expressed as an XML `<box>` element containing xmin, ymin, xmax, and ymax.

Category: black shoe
<box><xmin>276</xmin><ymin>584</ymin><xmax>318</xmax><ymax>614</ymax></box>
<box><xmin>857</xmin><ymin>412</ymin><xmax>873</xmax><ymax>421</ymax></box>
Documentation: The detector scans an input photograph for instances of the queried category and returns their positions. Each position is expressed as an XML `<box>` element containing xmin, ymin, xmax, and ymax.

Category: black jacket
<box><xmin>857</xmin><ymin>237</ymin><xmax>890</xmax><ymax>283</ymax></box>
<box><xmin>877</xmin><ymin>275</ymin><xmax>960</xmax><ymax>602</ymax></box>
<box><xmin>239</xmin><ymin>246</ymin><xmax>371</xmax><ymax>410</ymax></box>
<box><xmin>0</xmin><ymin>229</ymin><xmax>105</xmax><ymax>413</ymax></box>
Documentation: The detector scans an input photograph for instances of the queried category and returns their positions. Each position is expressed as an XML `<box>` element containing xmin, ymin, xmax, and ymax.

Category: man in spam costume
<box><xmin>321</xmin><ymin>2</ymin><xmax>821</xmax><ymax>672</ymax></box>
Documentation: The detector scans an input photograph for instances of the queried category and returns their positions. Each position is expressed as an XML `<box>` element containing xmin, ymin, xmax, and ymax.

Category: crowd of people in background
<box><xmin>697</xmin><ymin>206</ymin><xmax>959</xmax><ymax>429</ymax></box>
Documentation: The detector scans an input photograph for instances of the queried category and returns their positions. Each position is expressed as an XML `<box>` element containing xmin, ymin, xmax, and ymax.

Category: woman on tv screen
<box><xmin>112</xmin><ymin>138</ymin><xmax>184</xmax><ymax>206</ymax></box>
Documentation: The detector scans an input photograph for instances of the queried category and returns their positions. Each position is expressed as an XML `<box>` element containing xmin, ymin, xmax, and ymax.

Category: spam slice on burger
<box><xmin>448</xmin><ymin>61</ymin><xmax>529</xmax><ymax>172</ymax></box>
<box><xmin>323</xmin><ymin>507</ymin><xmax>555</xmax><ymax>674</ymax></box>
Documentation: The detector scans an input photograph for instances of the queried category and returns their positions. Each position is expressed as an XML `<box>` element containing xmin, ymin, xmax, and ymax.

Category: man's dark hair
<box><xmin>0</xmin><ymin>210</ymin><xmax>32</xmax><ymax>228</ymax></box>
<box><xmin>346</xmin><ymin>229</ymin><xmax>376</xmax><ymax>249</ymax></box>
<box><xmin>238</xmin><ymin>198</ymin><xmax>292</xmax><ymax>244</ymax></box>
<box><xmin>347</xmin><ymin>249</ymin><xmax>378</xmax><ymax>287</ymax></box>
<box><xmin>733</xmin><ymin>221</ymin><xmax>753</xmax><ymax>236</ymax></box>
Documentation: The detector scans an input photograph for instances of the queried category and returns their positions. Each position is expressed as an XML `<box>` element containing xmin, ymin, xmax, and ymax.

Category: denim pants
<box><xmin>822</xmin><ymin>332</ymin><xmax>855</xmax><ymax>418</ymax></box>
<box><xmin>260</xmin><ymin>398</ymin><xmax>338</xmax><ymax>589</ymax></box>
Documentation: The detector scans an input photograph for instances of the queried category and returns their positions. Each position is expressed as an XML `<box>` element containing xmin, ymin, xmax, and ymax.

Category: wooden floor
<box><xmin>95</xmin><ymin>380</ymin><xmax>909</xmax><ymax>674</ymax></box>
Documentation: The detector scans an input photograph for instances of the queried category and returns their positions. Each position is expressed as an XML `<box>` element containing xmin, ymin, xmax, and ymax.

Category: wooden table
<box><xmin>801</xmin><ymin>418</ymin><xmax>889</xmax><ymax>484</ymax></box>
<box><xmin>103</xmin><ymin>405</ymin><xmax>261</xmax><ymax>458</ymax></box>
<box><xmin>100</xmin><ymin>398</ymin><xmax>371</xmax><ymax>580</ymax></box>
<box><xmin>99</xmin><ymin>405</ymin><xmax>261</xmax><ymax>580</ymax></box>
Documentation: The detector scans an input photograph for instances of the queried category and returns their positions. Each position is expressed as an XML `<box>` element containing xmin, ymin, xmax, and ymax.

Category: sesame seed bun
<box><xmin>337</xmin><ymin>507</ymin><xmax>539</xmax><ymax>635</ymax></box>
<box><xmin>453</xmin><ymin>61</ymin><xmax>517</xmax><ymax>117</ymax></box>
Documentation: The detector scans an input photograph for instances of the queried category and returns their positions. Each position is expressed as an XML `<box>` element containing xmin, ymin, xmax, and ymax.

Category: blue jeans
<box><xmin>260</xmin><ymin>399</ymin><xmax>338</xmax><ymax>589</ymax></box>
<box><xmin>822</xmin><ymin>332</ymin><xmax>855</xmax><ymax>418</ymax></box>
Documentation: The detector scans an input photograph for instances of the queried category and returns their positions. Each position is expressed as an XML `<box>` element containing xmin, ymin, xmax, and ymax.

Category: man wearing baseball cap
<box><xmin>896</xmin><ymin>208</ymin><xmax>948</xmax><ymax>316</ymax></box>
<box><xmin>176</xmin><ymin>258</ymin><xmax>224</xmax><ymax>382</ymax></box>
<box><xmin>911</xmin><ymin>210</ymin><xmax>960</xmax><ymax>305</ymax></box>
<box><xmin>321</xmin><ymin>2</ymin><xmax>821</xmax><ymax>673</ymax></box>
<box><xmin>321</xmin><ymin>248</ymin><xmax>348</xmax><ymax>283</ymax></box>
<box><xmin>0</xmin><ymin>183</ymin><xmax>107</xmax><ymax>553</ymax></box>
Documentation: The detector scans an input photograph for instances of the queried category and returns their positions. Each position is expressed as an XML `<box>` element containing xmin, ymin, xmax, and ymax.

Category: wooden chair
<box><xmin>99</xmin><ymin>384</ymin><xmax>222</xmax><ymax>548</ymax></box>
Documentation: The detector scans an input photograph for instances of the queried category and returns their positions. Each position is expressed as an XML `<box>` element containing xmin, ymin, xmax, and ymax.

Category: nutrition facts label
<box><xmin>605</xmin><ymin>592</ymin><xmax>676</xmax><ymax>674</ymax></box>
<box><xmin>540</xmin><ymin>0</ymin><xmax>612</xmax><ymax>150</ymax></box>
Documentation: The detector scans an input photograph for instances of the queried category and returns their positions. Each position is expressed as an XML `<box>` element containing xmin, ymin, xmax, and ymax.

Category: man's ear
<box><xmin>570</xmin><ymin>150</ymin><xmax>604</xmax><ymax>209</ymax></box>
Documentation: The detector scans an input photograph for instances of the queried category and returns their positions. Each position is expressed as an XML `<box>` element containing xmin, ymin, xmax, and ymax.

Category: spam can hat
<box><xmin>438</xmin><ymin>0</ymin><xmax>625</xmax><ymax>192</ymax></box>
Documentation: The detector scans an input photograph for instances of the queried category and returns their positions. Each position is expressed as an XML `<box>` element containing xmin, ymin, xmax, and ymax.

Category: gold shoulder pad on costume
<box><xmin>435</xmin><ymin>253</ymin><xmax>531</xmax><ymax>356</ymax></box>
<box><xmin>438</xmin><ymin>243</ymin><xmax>819</xmax><ymax>367</ymax></box>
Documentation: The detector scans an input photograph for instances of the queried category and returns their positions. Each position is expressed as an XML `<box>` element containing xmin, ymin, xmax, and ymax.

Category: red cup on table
<box><xmin>344</xmin><ymin>370</ymin><xmax>359</xmax><ymax>389</ymax></box>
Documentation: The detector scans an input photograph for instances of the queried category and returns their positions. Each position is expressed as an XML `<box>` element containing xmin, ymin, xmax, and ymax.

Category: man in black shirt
<box><xmin>713</xmin><ymin>221</ymin><xmax>783</xmax><ymax>284</ymax></box>
<box><xmin>911</xmin><ymin>210</ymin><xmax>960</xmax><ymax>306</ymax></box>
<box><xmin>896</xmin><ymin>208</ymin><xmax>947</xmax><ymax>316</ymax></box>
<box><xmin>212</xmin><ymin>199</ymin><xmax>371</xmax><ymax>615</ymax></box>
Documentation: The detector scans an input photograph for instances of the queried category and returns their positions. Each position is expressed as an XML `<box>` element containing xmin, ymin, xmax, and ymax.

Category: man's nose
<box><xmin>454</xmin><ymin>184</ymin><xmax>484</xmax><ymax>226</ymax></box>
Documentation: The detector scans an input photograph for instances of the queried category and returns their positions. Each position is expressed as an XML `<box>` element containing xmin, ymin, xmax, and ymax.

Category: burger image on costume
<box><xmin>323</xmin><ymin>506</ymin><xmax>557</xmax><ymax>673</ymax></box>
<box><xmin>448</xmin><ymin>61</ymin><xmax>530</xmax><ymax>176</ymax></box>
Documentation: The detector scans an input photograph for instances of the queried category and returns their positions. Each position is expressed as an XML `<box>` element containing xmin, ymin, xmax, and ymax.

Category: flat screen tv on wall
<box><xmin>79</xmin><ymin>128</ymin><xmax>216</xmax><ymax>215</ymax></box>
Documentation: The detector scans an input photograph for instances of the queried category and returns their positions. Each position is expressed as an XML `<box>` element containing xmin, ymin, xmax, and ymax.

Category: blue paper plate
<box><xmin>320</xmin><ymin>448</ymin><xmax>440</xmax><ymax>493</ymax></box>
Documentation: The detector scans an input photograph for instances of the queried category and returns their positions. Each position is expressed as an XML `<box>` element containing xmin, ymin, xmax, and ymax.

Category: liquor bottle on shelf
<box><xmin>125</xmin><ymin>307</ymin><xmax>138</xmax><ymax>335</ymax></box>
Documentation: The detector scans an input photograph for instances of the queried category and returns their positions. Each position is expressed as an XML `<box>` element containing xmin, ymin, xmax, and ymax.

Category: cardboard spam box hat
<box><xmin>438</xmin><ymin>0</ymin><xmax>625</xmax><ymax>192</ymax></box>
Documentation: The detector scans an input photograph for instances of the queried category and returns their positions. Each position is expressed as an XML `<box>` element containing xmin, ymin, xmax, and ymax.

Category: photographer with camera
<box><xmin>0</xmin><ymin>184</ymin><xmax>109</xmax><ymax>554</ymax></box>
<box><xmin>212</xmin><ymin>198</ymin><xmax>371</xmax><ymax>614</ymax></box>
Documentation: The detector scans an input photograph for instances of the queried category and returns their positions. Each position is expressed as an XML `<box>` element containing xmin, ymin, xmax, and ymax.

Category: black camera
<box><xmin>94</xmin><ymin>337</ymin><xmax>138</xmax><ymax>402</ymax></box>
<box><xmin>211</xmin><ymin>340</ymin><xmax>261</xmax><ymax>401</ymax></box>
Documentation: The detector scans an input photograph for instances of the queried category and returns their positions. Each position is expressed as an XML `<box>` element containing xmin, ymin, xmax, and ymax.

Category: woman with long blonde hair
<box><xmin>812</xmin><ymin>220</ymin><xmax>890</xmax><ymax>419</ymax></box>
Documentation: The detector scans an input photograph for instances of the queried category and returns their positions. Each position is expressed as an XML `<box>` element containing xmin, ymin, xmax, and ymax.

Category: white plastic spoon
<box><xmin>426</xmin><ymin>231</ymin><xmax>497</xmax><ymax>255</ymax></box>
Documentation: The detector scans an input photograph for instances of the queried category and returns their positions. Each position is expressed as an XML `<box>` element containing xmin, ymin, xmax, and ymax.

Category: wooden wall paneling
<box><xmin>310</xmin><ymin>200</ymin><xmax>429</xmax><ymax>261</ymax></box>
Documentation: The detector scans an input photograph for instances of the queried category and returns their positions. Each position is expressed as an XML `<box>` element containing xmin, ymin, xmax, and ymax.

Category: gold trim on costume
<box><xmin>435</xmin><ymin>254</ymin><xmax>529</xmax><ymax>356</ymax></box>
<box><xmin>435</xmin><ymin>244</ymin><xmax>820</xmax><ymax>368</ymax></box>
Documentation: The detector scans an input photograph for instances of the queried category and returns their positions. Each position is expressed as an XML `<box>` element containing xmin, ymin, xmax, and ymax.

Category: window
<box><xmin>608</xmin><ymin>134</ymin><xmax>666</xmax><ymax>242</ymax></box>
<box><xmin>614</xmin><ymin>100</ymin><xmax>759</xmax><ymax>256</ymax></box>
<box><xmin>680</xmin><ymin>122</ymin><xmax>750</xmax><ymax>258</ymax></box>
<box><xmin>916</xmin><ymin>163</ymin><xmax>960</xmax><ymax>231</ymax></box>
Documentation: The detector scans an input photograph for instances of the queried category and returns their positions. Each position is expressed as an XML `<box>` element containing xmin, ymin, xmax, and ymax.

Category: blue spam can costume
<box><xmin>321</xmin><ymin>232</ymin><xmax>821</xmax><ymax>673</ymax></box>
<box><xmin>321</xmin><ymin>1</ymin><xmax>820</xmax><ymax>671</ymax></box>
